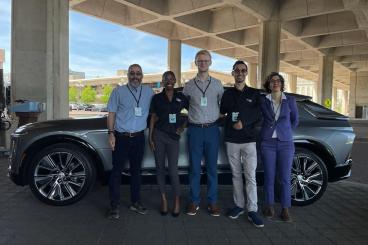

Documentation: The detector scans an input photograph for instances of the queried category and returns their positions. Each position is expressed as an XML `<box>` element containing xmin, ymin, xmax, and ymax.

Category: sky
<box><xmin>0</xmin><ymin>0</ymin><xmax>235</xmax><ymax>79</ymax></box>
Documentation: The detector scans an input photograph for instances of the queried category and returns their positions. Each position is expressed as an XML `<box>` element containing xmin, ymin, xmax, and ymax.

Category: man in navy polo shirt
<box><xmin>107</xmin><ymin>64</ymin><xmax>154</xmax><ymax>219</ymax></box>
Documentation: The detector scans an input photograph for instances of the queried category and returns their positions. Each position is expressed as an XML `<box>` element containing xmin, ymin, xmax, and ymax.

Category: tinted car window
<box><xmin>302</xmin><ymin>100</ymin><xmax>345</xmax><ymax>118</ymax></box>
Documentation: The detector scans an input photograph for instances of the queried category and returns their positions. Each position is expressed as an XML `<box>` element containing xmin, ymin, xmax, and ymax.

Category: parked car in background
<box><xmin>8</xmin><ymin>91</ymin><xmax>355</xmax><ymax>206</ymax></box>
<box><xmin>83</xmin><ymin>104</ymin><xmax>95</xmax><ymax>111</ymax></box>
<box><xmin>69</xmin><ymin>103</ymin><xmax>79</xmax><ymax>110</ymax></box>
<box><xmin>91</xmin><ymin>104</ymin><xmax>108</xmax><ymax>112</ymax></box>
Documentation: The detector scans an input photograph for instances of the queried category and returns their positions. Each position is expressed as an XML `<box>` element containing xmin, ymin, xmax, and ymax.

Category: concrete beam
<box><xmin>280</xmin><ymin>50</ymin><xmax>319</xmax><ymax>61</ymax></box>
<box><xmin>280</xmin><ymin>39</ymin><xmax>309</xmax><ymax>52</ymax></box>
<box><xmin>69</xmin><ymin>0</ymin><xmax>88</xmax><ymax>7</ymax></box>
<box><xmin>211</xmin><ymin>6</ymin><xmax>259</xmax><ymax>34</ymax></box>
<box><xmin>280</xmin><ymin>0</ymin><xmax>345</xmax><ymax>20</ymax></box>
<box><xmin>168</xmin><ymin>0</ymin><xmax>224</xmax><ymax>16</ymax></box>
<box><xmin>303</xmin><ymin>30</ymin><xmax>368</xmax><ymax>49</ymax></box>
<box><xmin>226</xmin><ymin>0</ymin><xmax>277</xmax><ymax>21</ymax></box>
<box><xmin>217</xmin><ymin>27</ymin><xmax>259</xmax><ymax>46</ymax></box>
<box><xmin>216</xmin><ymin>47</ymin><xmax>257</xmax><ymax>58</ymax></box>
<box><xmin>117</xmin><ymin>0</ymin><xmax>167</xmax><ymax>15</ymax></box>
<box><xmin>138</xmin><ymin>21</ymin><xmax>203</xmax><ymax>40</ymax></box>
<box><xmin>336</xmin><ymin>54</ymin><xmax>368</xmax><ymax>63</ymax></box>
<box><xmin>282</xmin><ymin>11</ymin><xmax>359</xmax><ymax>37</ymax></box>
<box><xmin>185</xmin><ymin>36</ymin><xmax>233</xmax><ymax>52</ymax></box>
<box><xmin>73</xmin><ymin>0</ymin><xmax>158</xmax><ymax>26</ymax></box>
<box><xmin>174</xmin><ymin>9</ymin><xmax>212</xmax><ymax>32</ymax></box>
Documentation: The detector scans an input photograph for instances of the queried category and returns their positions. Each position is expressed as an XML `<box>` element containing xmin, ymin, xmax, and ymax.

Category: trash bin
<box><xmin>10</xmin><ymin>100</ymin><xmax>45</xmax><ymax>127</ymax></box>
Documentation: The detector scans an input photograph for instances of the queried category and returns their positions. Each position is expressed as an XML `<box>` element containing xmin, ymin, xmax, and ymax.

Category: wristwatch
<box><xmin>108</xmin><ymin>130</ymin><xmax>114</xmax><ymax>135</ymax></box>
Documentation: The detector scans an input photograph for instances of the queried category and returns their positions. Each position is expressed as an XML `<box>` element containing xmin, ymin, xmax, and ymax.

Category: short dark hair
<box><xmin>128</xmin><ymin>64</ymin><xmax>142</xmax><ymax>72</ymax></box>
<box><xmin>232</xmin><ymin>60</ymin><xmax>248</xmax><ymax>71</ymax></box>
<box><xmin>162</xmin><ymin>71</ymin><xmax>176</xmax><ymax>82</ymax></box>
<box><xmin>263</xmin><ymin>72</ymin><xmax>285</xmax><ymax>93</ymax></box>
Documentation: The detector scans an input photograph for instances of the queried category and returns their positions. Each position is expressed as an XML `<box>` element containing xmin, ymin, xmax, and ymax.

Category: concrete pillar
<box><xmin>332</xmin><ymin>86</ymin><xmax>338</xmax><ymax>111</ymax></box>
<box><xmin>168</xmin><ymin>40</ymin><xmax>182</xmax><ymax>87</ymax></box>
<box><xmin>349</xmin><ymin>72</ymin><xmax>357</xmax><ymax>118</ymax></box>
<box><xmin>287</xmin><ymin>74</ymin><xmax>297</xmax><ymax>93</ymax></box>
<box><xmin>248</xmin><ymin>63</ymin><xmax>257</xmax><ymax>88</ymax></box>
<box><xmin>11</xmin><ymin>0</ymin><xmax>69</xmax><ymax>120</ymax></box>
<box><xmin>317</xmin><ymin>55</ymin><xmax>334</xmax><ymax>107</ymax></box>
<box><xmin>343</xmin><ymin>90</ymin><xmax>349</xmax><ymax>115</ymax></box>
<box><xmin>258</xmin><ymin>20</ymin><xmax>281</xmax><ymax>88</ymax></box>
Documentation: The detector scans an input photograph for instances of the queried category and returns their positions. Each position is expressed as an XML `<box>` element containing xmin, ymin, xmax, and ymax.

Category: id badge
<box><xmin>169</xmin><ymin>114</ymin><xmax>177</xmax><ymax>124</ymax></box>
<box><xmin>200</xmin><ymin>97</ymin><xmax>208</xmax><ymax>107</ymax></box>
<box><xmin>232</xmin><ymin>112</ymin><xmax>239</xmax><ymax>122</ymax></box>
<box><xmin>135</xmin><ymin>107</ymin><xmax>142</xmax><ymax>117</ymax></box>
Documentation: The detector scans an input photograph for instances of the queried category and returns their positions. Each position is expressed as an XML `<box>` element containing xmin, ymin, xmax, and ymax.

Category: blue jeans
<box><xmin>187</xmin><ymin>125</ymin><xmax>220</xmax><ymax>205</ymax></box>
<box><xmin>261</xmin><ymin>138</ymin><xmax>295</xmax><ymax>208</ymax></box>
<box><xmin>109</xmin><ymin>133</ymin><xmax>145</xmax><ymax>208</ymax></box>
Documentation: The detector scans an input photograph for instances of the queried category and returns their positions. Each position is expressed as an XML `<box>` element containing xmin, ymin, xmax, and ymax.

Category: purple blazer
<box><xmin>260</xmin><ymin>94</ymin><xmax>299</xmax><ymax>142</ymax></box>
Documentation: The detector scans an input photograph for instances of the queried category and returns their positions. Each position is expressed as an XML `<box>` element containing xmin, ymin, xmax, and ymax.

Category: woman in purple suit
<box><xmin>260</xmin><ymin>72</ymin><xmax>299</xmax><ymax>222</ymax></box>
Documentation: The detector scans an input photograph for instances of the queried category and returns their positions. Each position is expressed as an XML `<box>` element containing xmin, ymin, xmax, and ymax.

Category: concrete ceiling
<box><xmin>70</xmin><ymin>0</ymin><xmax>368</xmax><ymax>86</ymax></box>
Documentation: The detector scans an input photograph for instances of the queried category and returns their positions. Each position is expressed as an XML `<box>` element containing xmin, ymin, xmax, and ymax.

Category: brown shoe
<box><xmin>262</xmin><ymin>206</ymin><xmax>275</xmax><ymax>218</ymax></box>
<box><xmin>186</xmin><ymin>203</ymin><xmax>199</xmax><ymax>216</ymax></box>
<box><xmin>208</xmin><ymin>204</ymin><xmax>221</xmax><ymax>217</ymax></box>
<box><xmin>280</xmin><ymin>208</ymin><xmax>292</xmax><ymax>222</ymax></box>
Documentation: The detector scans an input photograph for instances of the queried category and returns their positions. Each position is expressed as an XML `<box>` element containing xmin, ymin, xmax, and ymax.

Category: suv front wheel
<box><xmin>291</xmin><ymin>148</ymin><xmax>328</xmax><ymax>206</ymax></box>
<box><xmin>28</xmin><ymin>143</ymin><xmax>96</xmax><ymax>206</ymax></box>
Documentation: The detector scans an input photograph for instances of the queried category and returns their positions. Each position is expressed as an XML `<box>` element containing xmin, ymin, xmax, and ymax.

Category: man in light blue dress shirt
<box><xmin>106</xmin><ymin>64</ymin><xmax>154</xmax><ymax>219</ymax></box>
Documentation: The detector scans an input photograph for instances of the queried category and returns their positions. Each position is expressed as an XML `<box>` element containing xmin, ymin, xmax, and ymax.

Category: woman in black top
<box><xmin>149</xmin><ymin>71</ymin><xmax>188</xmax><ymax>217</ymax></box>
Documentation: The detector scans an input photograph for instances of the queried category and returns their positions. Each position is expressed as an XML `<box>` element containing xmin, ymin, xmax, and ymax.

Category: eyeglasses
<box><xmin>233</xmin><ymin>69</ymin><xmax>247</xmax><ymax>74</ymax></box>
<box><xmin>270</xmin><ymin>78</ymin><xmax>281</xmax><ymax>83</ymax></box>
<box><xmin>129</xmin><ymin>72</ymin><xmax>142</xmax><ymax>76</ymax></box>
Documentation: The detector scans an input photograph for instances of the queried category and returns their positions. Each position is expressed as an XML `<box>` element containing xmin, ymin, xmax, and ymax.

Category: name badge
<box><xmin>232</xmin><ymin>112</ymin><xmax>239</xmax><ymax>122</ymax></box>
<box><xmin>169</xmin><ymin>114</ymin><xmax>176</xmax><ymax>123</ymax></box>
<box><xmin>135</xmin><ymin>107</ymin><xmax>142</xmax><ymax>117</ymax></box>
<box><xmin>200</xmin><ymin>97</ymin><xmax>208</xmax><ymax>107</ymax></box>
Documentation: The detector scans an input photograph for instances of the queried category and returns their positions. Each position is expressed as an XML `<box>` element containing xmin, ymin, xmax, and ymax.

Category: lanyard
<box><xmin>194</xmin><ymin>77</ymin><xmax>212</xmax><ymax>97</ymax></box>
<box><xmin>127</xmin><ymin>84</ymin><xmax>142</xmax><ymax>107</ymax></box>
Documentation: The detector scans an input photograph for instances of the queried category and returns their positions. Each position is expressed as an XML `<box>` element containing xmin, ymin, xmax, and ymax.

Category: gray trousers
<box><xmin>153</xmin><ymin>129</ymin><xmax>180</xmax><ymax>197</ymax></box>
<box><xmin>225</xmin><ymin>142</ymin><xmax>258</xmax><ymax>212</ymax></box>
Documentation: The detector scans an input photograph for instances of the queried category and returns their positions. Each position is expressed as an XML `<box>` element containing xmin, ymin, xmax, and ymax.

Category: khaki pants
<box><xmin>225</xmin><ymin>142</ymin><xmax>258</xmax><ymax>212</ymax></box>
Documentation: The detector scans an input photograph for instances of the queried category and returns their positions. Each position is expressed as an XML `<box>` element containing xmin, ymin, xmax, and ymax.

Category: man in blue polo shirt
<box><xmin>107</xmin><ymin>64</ymin><xmax>154</xmax><ymax>219</ymax></box>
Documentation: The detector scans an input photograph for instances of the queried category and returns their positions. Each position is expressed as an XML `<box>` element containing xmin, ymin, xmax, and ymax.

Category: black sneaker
<box><xmin>130</xmin><ymin>202</ymin><xmax>147</xmax><ymax>215</ymax></box>
<box><xmin>248</xmin><ymin>212</ymin><xmax>264</xmax><ymax>228</ymax></box>
<box><xmin>227</xmin><ymin>206</ymin><xmax>244</xmax><ymax>219</ymax></box>
<box><xmin>107</xmin><ymin>206</ymin><xmax>120</xmax><ymax>220</ymax></box>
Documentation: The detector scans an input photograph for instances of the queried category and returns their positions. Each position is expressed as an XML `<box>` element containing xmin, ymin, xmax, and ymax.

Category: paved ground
<box><xmin>0</xmin><ymin>141</ymin><xmax>368</xmax><ymax>245</ymax></box>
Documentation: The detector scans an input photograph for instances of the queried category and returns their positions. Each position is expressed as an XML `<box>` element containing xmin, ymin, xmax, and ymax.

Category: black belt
<box><xmin>189</xmin><ymin>122</ymin><xmax>217</xmax><ymax>128</ymax></box>
<box><xmin>117</xmin><ymin>130</ymin><xmax>144</xmax><ymax>137</ymax></box>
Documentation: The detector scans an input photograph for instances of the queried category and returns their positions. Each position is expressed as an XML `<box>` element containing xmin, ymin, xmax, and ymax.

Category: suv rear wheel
<box><xmin>28</xmin><ymin>143</ymin><xmax>96</xmax><ymax>205</ymax></box>
<box><xmin>291</xmin><ymin>148</ymin><xmax>328</xmax><ymax>206</ymax></box>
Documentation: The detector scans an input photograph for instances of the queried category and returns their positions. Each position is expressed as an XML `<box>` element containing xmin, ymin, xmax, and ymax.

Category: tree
<box><xmin>69</xmin><ymin>86</ymin><xmax>78</xmax><ymax>102</ymax></box>
<box><xmin>101</xmin><ymin>85</ymin><xmax>113</xmax><ymax>104</ymax></box>
<box><xmin>80</xmin><ymin>86</ymin><xmax>96</xmax><ymax>104</ymax></box>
